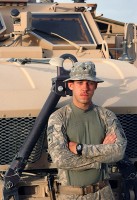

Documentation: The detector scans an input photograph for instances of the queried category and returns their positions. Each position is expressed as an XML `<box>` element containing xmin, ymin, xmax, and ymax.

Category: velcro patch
<box><xmin>47</xmin><ymin>125</ymin><xmax>54</xmax><ymax>145</ymax></box>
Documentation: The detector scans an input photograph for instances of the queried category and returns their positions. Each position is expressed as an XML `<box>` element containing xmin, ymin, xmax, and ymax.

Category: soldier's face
<box><xmin>68</xmin><ymin>80</ymin><xmax>97</xmax><ymax>108</ymax></box>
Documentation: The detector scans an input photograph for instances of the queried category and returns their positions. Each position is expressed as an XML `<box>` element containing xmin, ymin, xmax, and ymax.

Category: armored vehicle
<box><xmin>0</xmin><ymin>0</ymin><xmax>137</xmax><ymax>199</ymax></box>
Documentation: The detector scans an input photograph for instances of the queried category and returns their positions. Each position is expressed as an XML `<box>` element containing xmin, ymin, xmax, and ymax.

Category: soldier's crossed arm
<box><xmin>47</xmin><ymin>114</ymin><xmax>101</xmax><ymax>171</ymax></box>
<box><xmin>81</xmin><ymin>109</ymin><xmax>127</xmax><ymax>163</ymax></box>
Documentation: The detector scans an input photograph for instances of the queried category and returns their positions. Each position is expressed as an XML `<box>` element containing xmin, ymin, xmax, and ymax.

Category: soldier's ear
<box><xmin>95</xmin><ymin>83</ymin><xmax>98</xmax><ymax>89</ymax></box>
<box><xmin>68</xmin><ymin>81</ymin><xmax>74</xmax><ymax>90</ymax></box>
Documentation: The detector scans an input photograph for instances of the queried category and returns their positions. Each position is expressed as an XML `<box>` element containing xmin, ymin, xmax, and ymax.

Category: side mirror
<box><xmin>118</xmin><ymin>23</ymin><xmax>136</xmax><ymax>63</ymax></box>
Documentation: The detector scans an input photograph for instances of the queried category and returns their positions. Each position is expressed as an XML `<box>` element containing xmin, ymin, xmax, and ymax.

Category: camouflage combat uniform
<box><xmin>47</xmin><ymin>104</ymin><xmax>127</xmax><ymax>200</ymax></box>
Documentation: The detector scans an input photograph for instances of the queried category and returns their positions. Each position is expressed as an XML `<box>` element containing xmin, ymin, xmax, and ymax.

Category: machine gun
<box><xmin>2</xmin><ymin>54</ymin><xmax>77</xmax><ymax>200</ymax></box>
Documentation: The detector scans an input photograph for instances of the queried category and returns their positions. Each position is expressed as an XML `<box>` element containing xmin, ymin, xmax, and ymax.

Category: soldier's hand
<box><xmin>103</xmin><ymin>133</ymin><xmax>117</xmax><ymax>144</ymax></box>
<box><xmin>68</xmin><ymin>141</ymin><xmax>77</xmax><ymax>154</ymax></box>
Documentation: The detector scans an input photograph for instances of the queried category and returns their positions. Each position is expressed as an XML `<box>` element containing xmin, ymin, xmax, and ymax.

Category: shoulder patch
<box><xmin>47</xmin><ymin>125</ymin><xmax>54</xmax><ymax>135</ymax></box>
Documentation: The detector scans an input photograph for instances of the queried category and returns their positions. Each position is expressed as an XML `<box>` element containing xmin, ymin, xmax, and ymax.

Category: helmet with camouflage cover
<box><xmin>64</xmin><ymin>61</ymin><xmax>104</xmax><ymax>83</ymax></box>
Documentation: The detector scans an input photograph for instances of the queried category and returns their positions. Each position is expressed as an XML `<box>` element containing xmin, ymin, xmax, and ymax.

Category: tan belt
<box><xmin>58</xmin><ymin>180</ymin><xmax>108</xmax><ymax>195</ymax></box>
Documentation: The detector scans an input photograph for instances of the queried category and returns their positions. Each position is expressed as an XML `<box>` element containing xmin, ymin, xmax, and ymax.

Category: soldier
<box><xmin>47</xmin><ymin>61</ymin><xmax>127</xmax><ymax>200</ymax></box>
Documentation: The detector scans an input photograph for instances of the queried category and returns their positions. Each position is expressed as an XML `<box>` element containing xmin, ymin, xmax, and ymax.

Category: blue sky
<box><xmin>57</xmin><ymin>0</ymin><xmax>137</xmax><ymax>24</ymax></box>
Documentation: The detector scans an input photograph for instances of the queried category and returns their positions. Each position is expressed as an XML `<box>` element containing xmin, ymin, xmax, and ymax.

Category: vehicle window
<box><xmin>32</xmin><ymin>13</ymin><xmax>95</xmax><ymax>45</ymax></box>
<box><xmin>96</xmin><ymin>21</ymin><xmax>109</xmax><ymax>33</ymax></box>
<box><xmin>0</xmin><ymin>14</ymin><xmax>6</xmax><ymax>34</ymax></box>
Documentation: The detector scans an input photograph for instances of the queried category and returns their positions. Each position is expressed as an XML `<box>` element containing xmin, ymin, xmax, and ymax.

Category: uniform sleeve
<box><xmin>82</xmin><ymin>109</ymin><xmax>127</xmax><ymax>163</ymax></box>
<box><xmin>47</xmin><ymin>111</ymin><xmax>101</xmax><ymax>171</ymax></box>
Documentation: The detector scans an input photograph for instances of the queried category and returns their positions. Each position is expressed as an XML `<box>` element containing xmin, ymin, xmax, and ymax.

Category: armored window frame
<box><xmin>31</xmin><ymin>12</ymin><xmax>97</xmax><ymax>48</ymax></box>
<box><xmin>0</xmin><ymin>14</ymin><xmax>6</xmax><ymax>35</ymax></box>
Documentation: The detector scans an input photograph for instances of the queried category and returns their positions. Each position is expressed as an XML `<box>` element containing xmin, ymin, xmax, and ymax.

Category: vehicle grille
<box><xmin>0</xmin><ymin>117</ymin><xmax>45</xmax><ymax>165</ymax></box>
<box><xmin>117</xmin><ymin>114</ymin><xmax>137</xmax><ymax>158</ymax></box>
<box><xmin>0</xmin><ymin>114</ymin><xmax>136</xmax><ymax>165</ymax></box>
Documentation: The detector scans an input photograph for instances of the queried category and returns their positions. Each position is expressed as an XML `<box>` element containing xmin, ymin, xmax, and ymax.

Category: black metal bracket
<box><xmin>53</xmin><ymin>66</ymin><xmax>72</xmax><ymax>97</ymax></box>
<box><xmin>3</xmin><ymin>187</ymin><xmax>19</xmax><ymax>200</ymax></box>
